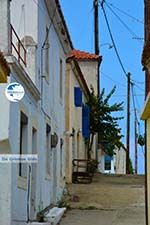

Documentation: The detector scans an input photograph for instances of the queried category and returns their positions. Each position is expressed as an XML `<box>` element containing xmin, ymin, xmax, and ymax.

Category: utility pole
<box><xmin>134</xmin><ymin>110</ymin><xmax>138</xmax><ymax>174</ymax></box>
<box><xmin>94</xmin><ymin>0</ymin><xmax>100</xmax><ymax>95</ymax></box>
<box><xmin>126</xmin><ymin>73</ymin><xmax>131</xmax><ymax>174</ymax></box>
<box><xmin>131</xmin><ymin>82</ymin><xmax>138</xmax><ymax>174</ymax></box>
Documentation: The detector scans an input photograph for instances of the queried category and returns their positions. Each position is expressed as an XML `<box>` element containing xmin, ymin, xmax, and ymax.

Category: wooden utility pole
<box><xmin>131</xmin><ymin>82</ymin><xmax>138</xmax><ymax>174</ymax></box>
<box><xmin>94</xmin><ymin>0</ymin><xmax>100</xmax><ymax>95</ymax></box>
<box><xmin>126</xmin><ymin>73</ymin><xmax>131</xmax><ymax>174</ymax></box>
<box><xmin>134</xmin><ymin>111</ymin><xmax>138</xmax><ymax>174</ymax></box>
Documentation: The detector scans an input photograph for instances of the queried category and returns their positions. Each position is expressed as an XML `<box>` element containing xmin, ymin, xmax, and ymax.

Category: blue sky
<box><xmin>60</xmin><ymin>0</ymin><xmax>145</xmax><ymax>174</ymax></box>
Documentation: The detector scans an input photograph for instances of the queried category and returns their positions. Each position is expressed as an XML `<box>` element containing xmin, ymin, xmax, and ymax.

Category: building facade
<box><xmin>98</xmin><ymin>147</ymin><xmax>126</xmax><ymax>174</ymax></box>
<box><xmin>141</xmin><ymin>0</ymin><xmax>150</xmax><ymax>224</ymax></box>
<box><xmin>64</xmin><ymin>50</ymin><xmax>101</xmax><ymax>183</ymax></box>
<box><xmin>0</xmin><ymin>0</ymin><xmax>73</xmax><ymax>224</ymax></box>
<box><xmin>64</xmin><ymin>55</ymin><xmax>90</xmax><ymax>183</ymax></box>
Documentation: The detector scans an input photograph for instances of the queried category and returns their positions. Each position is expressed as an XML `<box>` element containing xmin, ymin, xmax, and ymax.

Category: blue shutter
<box><xmin>82</xmin><ymin>105</ymin><xmax>90</xmax><ymax>138</ymax></box>
<box><xmin>74</xmin><ymin>87</ymin><xmax>82</xmax><ymax>107</ymax></box>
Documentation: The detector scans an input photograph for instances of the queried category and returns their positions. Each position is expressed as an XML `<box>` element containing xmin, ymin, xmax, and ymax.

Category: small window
<box><xmin>19</xmin><ymin>112</ymin><xmax>28</xmax><ymax>177</ymax></box>
<box><xmin>46</xmin><ymin>124</ymin><xmax>51</xmax><ymax>177</ymax></box>
<box><xmin>60</xmin><ymin>59</ymin><xmax>63</xmax><ymax>99</ymax></box>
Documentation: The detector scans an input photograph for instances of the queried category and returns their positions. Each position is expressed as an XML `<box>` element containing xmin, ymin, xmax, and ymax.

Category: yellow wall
<box><xmin>65</xmin><ymin>63</ymin><xmax>88</xmax><ymax>183</ymax></box>
<box><xmin>0</xmin><ymin>65</ymin><xmax>7</xmax><ymax>83</ymax></box>
<box><xmin>141</xmin><ymin>92</ymin><xmax>150</xmax><ymax>224</ymax></box>
<box><xmin>147</xmin><ymin>118</ymin><xmax>150</xmax><ymax>224</ymax></box>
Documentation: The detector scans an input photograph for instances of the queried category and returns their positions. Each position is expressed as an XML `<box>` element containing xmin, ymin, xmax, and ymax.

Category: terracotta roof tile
<box><xmin>67</xmin><ymin>49</ymin><xmax>101</xmax><ymax>61</ymax></box>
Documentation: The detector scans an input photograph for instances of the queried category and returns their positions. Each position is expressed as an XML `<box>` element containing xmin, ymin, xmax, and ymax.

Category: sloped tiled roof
<box><xmin>67</xmin><ymin>49</ymin><xmax>101</xmax><ymax>61</ymax></box>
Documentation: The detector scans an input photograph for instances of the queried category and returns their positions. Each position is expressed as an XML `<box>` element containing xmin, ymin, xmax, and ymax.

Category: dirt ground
<box><xmin>60</xmin><ymin>174</ymin><xmax>145</xmax><ymax>225</ymax></box>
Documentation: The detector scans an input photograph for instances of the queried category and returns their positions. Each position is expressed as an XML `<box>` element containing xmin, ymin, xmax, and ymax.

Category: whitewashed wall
<box><xmin>0</xmin><ymin>0</ymin><xmax>71</xmax><ymax>224</ymax></box>
<box><xmin>78</xmin><ymin>61</ymin><xmax>98</xmax><ymax>93</ymax></box>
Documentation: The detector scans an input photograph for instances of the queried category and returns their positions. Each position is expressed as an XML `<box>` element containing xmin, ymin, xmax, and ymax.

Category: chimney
<box><xmin>0</xmin><ymin>0</ymin><xmax>11</xmax><ymax>54</ymax></box>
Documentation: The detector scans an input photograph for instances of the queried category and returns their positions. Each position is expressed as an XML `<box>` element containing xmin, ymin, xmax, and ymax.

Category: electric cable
<box><xmin>105</xmin><ymin>1</ymin><xmax>144</xmax><ymax>25</ymax></box>
<box><xmin>100</xmin><ymin>1</ymin><xmax>127</xmax><ymax>77</ymax></box>
<box><xmin>101</xmin><ymin>71</ymin><xmax>126</xmax><ymax>87</ymax></box>
<box><xmin>105</xmin><ymin>2</ymin><xmax>142</xmax><ymax>43</ymax></box>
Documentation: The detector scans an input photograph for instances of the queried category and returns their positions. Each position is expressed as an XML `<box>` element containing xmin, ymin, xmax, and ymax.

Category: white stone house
<box><xmin>0</xmin><ymin>0</ymin><xmax>73</xmax><ymax>224</ymax></box>
<box><xmin>98</xmin><ymin>147</ymin><xmax>126</xmax><ymax>174</ymax></box>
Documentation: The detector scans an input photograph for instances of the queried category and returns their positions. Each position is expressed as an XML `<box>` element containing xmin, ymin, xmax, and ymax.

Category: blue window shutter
<box><xmin>74</xmin><ymin>87</ymin><xmax>82</xmax><ymax>107</ymax></box>
<box><xmin>82</xmin><ymin>105</ymin><xmax>90</xmax><ymax>138</ymax></box>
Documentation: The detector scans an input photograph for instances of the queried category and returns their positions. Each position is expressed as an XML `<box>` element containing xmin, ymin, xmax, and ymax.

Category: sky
<box><xmin>60</xmin><ymin>0</ymin><xmax>145</xmax><ymax>174</ymax></box>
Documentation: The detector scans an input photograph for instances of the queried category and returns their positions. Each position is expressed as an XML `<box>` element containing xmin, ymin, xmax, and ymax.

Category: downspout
<box><xmin>27</xmin><ymin>165</ymin><xmax>31</xmax><ymax>222</ymax></box>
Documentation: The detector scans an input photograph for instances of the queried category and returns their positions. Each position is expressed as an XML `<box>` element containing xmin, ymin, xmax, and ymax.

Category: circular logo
<box><xmin>5</xmin><ymin>82</ymin><xmax>25</xmax><ymax>102</ymax></box>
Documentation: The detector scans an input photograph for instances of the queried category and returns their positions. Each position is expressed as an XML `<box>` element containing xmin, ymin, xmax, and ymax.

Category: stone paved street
<box><xmin>60</xmin><ymin>174</ymin><xmax>145</xmax><ymax>225</ymax></box>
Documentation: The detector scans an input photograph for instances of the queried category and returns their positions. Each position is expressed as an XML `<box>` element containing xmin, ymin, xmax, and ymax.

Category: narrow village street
<box><xmin>0</xmin><ymin>0</ymin><xmax>148</xmax><ymax>224</ymax></box>
<box><xmin>60</xmin><ymin>174</ymin><xmax>145</xmax><ymax>225</ymax></box>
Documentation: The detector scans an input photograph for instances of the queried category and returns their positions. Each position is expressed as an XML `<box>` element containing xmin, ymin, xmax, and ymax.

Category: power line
<box><xmin>101</xmin><ymin>71</ymin><xmax>126</xmax><ymax>87</ymax></box>
<box><xmin>133</xmin><ymin>83</ymin><xmax>145</xmax><ymax>92</ymax></box>
<box><xmin>42</xmin><ymin>6</ymin><xmax>57</xmax><ymax>48</ymax></box>
<box><xmin>32</xmin><ymin>0</ymin><xmax>48</xmax><ymax>17</ymax></box>
<box><xmin>134</xmin><ymin>86</ymin><xmax>143</xmax><ymax>110</ymax></box>
<box><xmin>105</xmin><ymin>2</ymin><xmax>142</xmax><ymax>44</ymax></box>
<box><xmin>131</xmin><ymin>79</ymin><xmax>144</xmax><ymax>84</ymax></box>
<box><xmin>131</xmin><ymin>83</ymin><xmax>138</xmax><ymax>122</ymax></box>
<box><xmin>32</xmin><ymin>0</ymin><xmax>57</xmax><ymax>46</ymax></box>
<box><xmin>106</xmin><ymin>1</ymin><xmax>144</xmax><ymax>25</ymax></box>
<box><xmin>100</xmin><ymin>2</ymin><xmax>127</xmax><ymax>77</ymax></box>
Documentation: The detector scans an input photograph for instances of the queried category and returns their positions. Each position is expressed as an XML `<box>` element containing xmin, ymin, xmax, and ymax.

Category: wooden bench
<box><xmin>72</xmin><ymin>159</ymin><xmax>94</xmax><ymax>184</ymax></box>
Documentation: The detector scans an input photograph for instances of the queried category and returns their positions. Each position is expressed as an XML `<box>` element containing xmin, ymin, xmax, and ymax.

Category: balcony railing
<box><xmin>10</xmin><ymin>24</ymin><xmax>27</xmax><ymax>67</ymax></box>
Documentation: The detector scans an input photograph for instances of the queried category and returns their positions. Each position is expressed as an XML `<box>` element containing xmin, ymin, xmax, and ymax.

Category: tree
<box><xmin>86</xmin><ymin>86</ymin><xmax>124</xmax><ymax>159</ymax></box>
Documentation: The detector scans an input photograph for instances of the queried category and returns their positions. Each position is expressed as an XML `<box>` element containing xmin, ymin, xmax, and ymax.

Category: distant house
<box><xmin>98</xmin><ymin>147</ymin><xmax>126</xmax><ymax>174</ymax></box>
<box><xmin>141</xmin><ymin>0</ymin><xmax>150</xmax><ymax>224</ymax></box>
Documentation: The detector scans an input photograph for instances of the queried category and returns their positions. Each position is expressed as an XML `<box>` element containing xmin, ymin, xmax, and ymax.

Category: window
<box><xmin>82</xmin><ymin>105</ymin><xmax>90</xmax><ymax>138</ymax></box>
<box><xmin>46</xmin><ymin>124</ymin><xmax>51</xmax><ymax>177</ymax></box>
<box><xmin>105</xmin><ymin>156</ymin><xmax>112</xmax><ymax>171</ymax></box>
<box><xmin>19</xmin><ymin>112</ymin><xmax>28</xmax><ymax>177</ymax></box>
<box><xmin>59</xmin><ymin>59</ymin><xmax>63</xmax><ymax>99</ymax></box>
<box><xmin>74</xmin><ymin>87</ymin><xmax>82</xmax><ymax>107</ymax></box>
<box><xmin>44</xmin><ymin>27</ymin><xmax>49</xmax><ymax>81</ymax></box>
<box><xmin>105</xmin><ymin>161</ymin><xmax>111</xmax><ymax>171</ymax></box>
